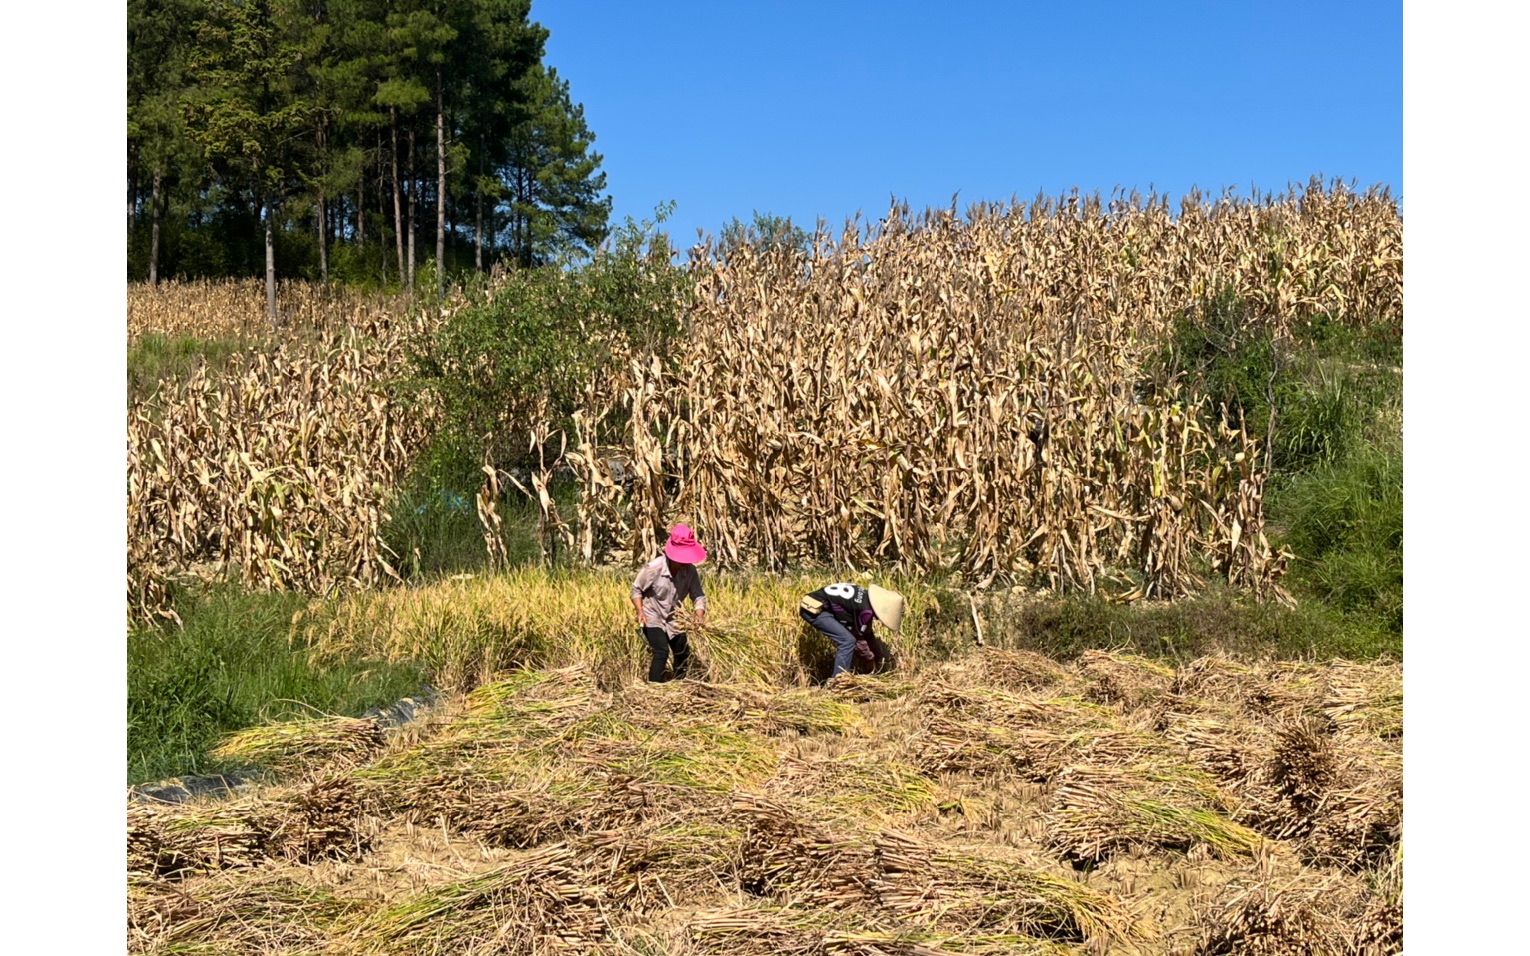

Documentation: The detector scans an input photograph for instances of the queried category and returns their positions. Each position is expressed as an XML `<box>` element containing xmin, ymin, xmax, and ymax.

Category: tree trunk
<box><xmin>263</xmin><ymin>194</ymin><xmax>278</xmax><ymax>328</ymax></box>
<box><xmin>436</xmin><ymin>75</ymin><xmax>447</xmax><ymax>298</ymax></box>
<box><xmin>357</xmin><ymin>185</ymin><xmax>364</xmax><ymax>248</ymax></box>
<box><xmin>317</xmin><ymin>191</ymin><xmax>328</xmax><ymax>284</ymax></box>
<box><xmin>407</xmin><ymin>128</ymin><xmax>417</xmax><ymax>292</ymax></box>
<box><xmin>475</xmin><ymin>134</ymin><xmax>484</xmax><ymax>272</ymax></box>
<box><xmin>149</xmin><ymin>168</ymin><xmax>162</xmax><ymax>287</ymax></box>
<box><xmin>391</xmin><ymin>109</ymin><xmax>405</xmax><ymax>290</ymax></box>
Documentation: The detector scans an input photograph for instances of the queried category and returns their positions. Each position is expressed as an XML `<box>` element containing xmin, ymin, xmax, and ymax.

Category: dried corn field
<box><xmin>127</xmin><ymin>650</ymin><xmax>1402</xmax><ymax>955</ymax></box>
<box><xmin>126</xmin><ymin>281</ymin><xmax>472</xmax><ymax>620</ymax></box>
<box><xmin>127</xmin><ymin>179</ymin><xmax>1402</xmax><ymax>620</ymax></box>
<box><xmin>128</xmin><ymin>279</ymin><xmax>451</xmax><ymax>342</ymax></box>
<box><xmin>559</xmin><ymin>180</ymin><xmax>1400</xmax><ymax>595</ymax></box>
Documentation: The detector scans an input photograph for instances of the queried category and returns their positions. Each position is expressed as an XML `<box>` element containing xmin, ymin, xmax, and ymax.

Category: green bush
<box><xmin>403</xmin><ymin>210</ymin><xmax>690</xmax><ymax>493</ymax></box>
<box><xmin>1150</xmin><ymin>287</ymin><xmax>1279</xmax><ymax>436</ymax></box>
<box><xmin>1271</xmin><ymin>441</ymin><xmax>1402</xmax><ymax>632</ymax></box>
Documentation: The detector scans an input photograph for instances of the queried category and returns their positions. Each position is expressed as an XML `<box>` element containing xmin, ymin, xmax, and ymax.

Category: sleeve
<box><xmin>631</xmin><ymin>562</ymin><xmax>654</xmax><ymax>601</ymax></box>
<box><xmin>690</xmin><ymin>569</ymin><xmax>707</xmax><ymax>612</ymax></box>
<box><xmin>856</xmin><ymin>609</ymin><xmax>876</xmax><ymax>640</ymax></box>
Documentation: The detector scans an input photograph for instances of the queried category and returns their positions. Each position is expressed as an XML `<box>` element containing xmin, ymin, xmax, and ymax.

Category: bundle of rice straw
<box><xmin>690</xmin><ymin>906</ymin><xmax>1081</xmax><ymax>956</ymax></box>
<box><xmin>624</xmin><ymin>678</ymin><xmax>863</xmax><ymax>737</ymax></box>
<box><xmin>128</xmin><ymin>871</ymin><xmax>363</xmax><ymax>955</ymax></box>
<box><xmin>870</xmin><ymin>831</ymin><xmax>1156</xmax><ymax>947</ymax></box>
<box><xmin>337</xmin><ymin>841</ymin><xmax>623</xmax><ymax>954</ymax></box>
<box><xmin>1077</xmin><ymin>650</ymin><xmax>1174</xmax><ymax>709</ymax></box>
<box><xmin>1258</xmin><ymin>718</ymin><xmax>1343</xmax><ymax>838</ymax></box>
<box><xmin>826</xmin><ymin>673</ymin><xmax>919</xmax><ymax>703</ymax></box>
<box><xmin>1153</xmin><ymin>695</ymin><xmax>1275</xmax><ymax>790</ymax></box>
<box><xmin>763</xmin><ymin>754</ymin><xmax>940</xmax><ymax>821</ymax></box>
<box><xmin>1243</xmin><ymin>661</ymin><xmax>1333</xmax><ymax>723</ymax></box>
<box><xmin>1169</xmin><ymin>655</ymin><xmax>1259</xmax><ymax>706</ymax></box>
<box><xmin>911</xmin><ymin>688</ymin><xmax>1156</xmax><ymax>782</ymax></box>
<box><xmin>128</xmin><ymin>776</ymin><xmax>365</xmax><ymax>880</ymax></box>
<box><xmin>1041</xmin><ymin>764</ymin><xmax>1263</xmax><ymax>863</ymax></box>
<box><xmin>1318</xmin><ymin>661</ymin><xmax>1402</xmax><ymax>740</ymax></box>
<box><xmin>1193</xmin><ymin>867</ymin><xmax>1364</xmax><ymax>956</ymax></box>
<box><xmin>729</xmin><ymin>794</ymin><xmax>877</xmax><ymax>908</ymax></box>
<box><xmin>1345</xmin><ymin>841</ymin><xmax>1402</xmax><ymax>956</ymax></box>
<box><xmin>209</xmin><ymin>716</ymin><xmax>386</xmax><ymax>776</ymax></box>
<box><xmin>973</xmin><ymin>648</ymin><xmax>1071</xmax><ymax>693</ymax></box>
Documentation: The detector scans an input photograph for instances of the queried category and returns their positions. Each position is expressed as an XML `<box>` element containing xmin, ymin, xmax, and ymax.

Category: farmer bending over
<box><xmin>631</xmin><ymin>524</ymin><xmax>708</xmax><ymax>682</ymax></box>
<box><xmin>799</xmin><ymin>582</ymin><xmax>903</xmax><ymax>678</ymax></box>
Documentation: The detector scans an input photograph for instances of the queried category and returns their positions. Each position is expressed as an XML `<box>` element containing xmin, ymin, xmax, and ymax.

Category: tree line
<box><xmin>128</xmin><ymin>0</ymin><xmax>611</xmax><ymax>319</ymax></box>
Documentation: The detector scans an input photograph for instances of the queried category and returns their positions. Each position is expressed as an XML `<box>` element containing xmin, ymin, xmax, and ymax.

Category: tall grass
<box><xmin>127</xmin><ymin>587</ymin><xmax>424</xmax><ymax>784</ymax></box>
<box><xmin>127</xmin><ymin>332</ymin><xmax>250</xmax><ymax>398</ymax></box>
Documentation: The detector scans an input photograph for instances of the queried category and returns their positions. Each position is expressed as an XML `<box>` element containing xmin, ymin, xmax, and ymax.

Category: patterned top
<box><xmin>806</xmin><ymin>583</ymin><xmax>876</xmax><ymax>641</ymax></box>
<box><xmin>631</xmin><ymin>555</ymin><xmax>708</xmax><ymax>638</ymax></box>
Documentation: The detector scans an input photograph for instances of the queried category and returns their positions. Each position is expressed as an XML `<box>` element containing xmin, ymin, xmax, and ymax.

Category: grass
<box><xmin>128</xmin><ymin>586</ymin><xmax>424</xmax><ymax>785</ymax></box>
<box><xmin>127</xmin><ymin>332</ymin><xmax>253</xmax><ymax>398</ymax></box>
<box><xmin>379</xmin><ymin>480</ymin><xmax>581</xmax><ymax>583</ymax></box>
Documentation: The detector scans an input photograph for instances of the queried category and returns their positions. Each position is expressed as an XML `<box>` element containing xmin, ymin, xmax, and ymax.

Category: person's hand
<box><xmin>695</xmin><ymin>608</ymin><xmax>706</xmax><ymax>626</ymax></box>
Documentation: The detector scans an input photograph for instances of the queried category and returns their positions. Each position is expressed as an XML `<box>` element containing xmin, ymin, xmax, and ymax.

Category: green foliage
<box><xmin>130</xmin><ymin>0</ymin><xmax>608</xmax><ymax>288</ymax></box>
<box><xmin>501</xmin><ymin>64</ymin><xmax>613</xmax><ymax>266</ymax></box>
<box><xmin>128</xmin><ymin>332</ymin><xmax>250</xmax><ymax>397</ymax></box>
<box><xmin>1143</xmin><ymin>291</ymin><xmax>1402</xmax><ymax>646</ymax></box>
<box><xmin>127</xmin><ymin>587</ymin><xmax>423</xmax><ymax>784</ymax></box>
<box><xmin>378</xmin><ymin>483</ymin><xmax>580</xmax><ymax>582</ymax></box>
<box><xmin>966</xmin><ymin>585</ymin><xmax>1399</xmax><ymax>663</ymax></box>
<box><xmin>1150</xmin><ymin>286</ymin><xmax>1278</xmax><ymax>437</ymax></box>
<box><xmin>1271</xmin><ymin>441</ymin><xmax>1402</xmax><ymax>632</ymax></box>
<box><xmin>403</xmin><ymin>207</ymin><xmax>690</xmax><ymax>491</ymax></box>
<box><xmin>184</xmin><ymin>0</ymin><xmax>314</xmax><ymax>199</ymax></box>
<box><xmin>719</xmin><ymin>210</ymin><xmax>812</xmax><ymax>257</ymax></box>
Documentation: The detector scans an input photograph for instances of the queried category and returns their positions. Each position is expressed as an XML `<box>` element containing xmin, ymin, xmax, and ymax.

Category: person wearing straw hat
<box><xmin>631</xmin><ymin>524</ymin><xmax>709</xmax><ymax>682</ymax></box>
<box><xmin>798</xmin><ymin>582</ymin><xmax>903</xmax><ymax>679</ymax></box>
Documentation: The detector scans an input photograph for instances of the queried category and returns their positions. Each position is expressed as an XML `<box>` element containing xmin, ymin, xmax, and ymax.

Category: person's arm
<box><xmin>854</xmin><ymin>610</ymin><xmax>876</xmax><ymax>661</ymax></box>
<box><xmin>690</xmin><ymin>569</ymin><xmax>707</xmax><ymax>625</ymax></box>
<box><xmin>631</xmin><ymin>565</ymin><xmax>653</xmax><ymax>627</ymax></box>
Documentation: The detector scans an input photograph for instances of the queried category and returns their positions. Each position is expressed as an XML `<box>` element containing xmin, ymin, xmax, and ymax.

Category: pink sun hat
<box><xmin>663</xmin><ymin>524</ymin><xmax>708</xmax><ymax>564</ymax></box>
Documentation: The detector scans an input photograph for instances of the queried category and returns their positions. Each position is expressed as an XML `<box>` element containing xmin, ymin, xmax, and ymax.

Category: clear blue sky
<box><xmin>534</xmin><ymin>0</ymin><xmax>1402</xmax><ymax>250</ymax></box>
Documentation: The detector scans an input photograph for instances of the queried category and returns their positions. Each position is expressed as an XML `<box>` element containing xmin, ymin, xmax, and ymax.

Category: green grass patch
<box><xmin>971</xmin><ymin>584</ymin><xmax>1399</xmax><ymax>663</ymax></box>
<box><xmin>127</xmin><ymin>332</ymin><xmax>252</xmax><ymax>398</ymax></box>
<box><xmin>127</xmin><ymin>586</ymin><xmax>424</xmax><ymax>785</ymax></box>
<box><xmin>379</xmin><ymin>480</ymin><xmax>582</xmax><ymax>583</ymax></box>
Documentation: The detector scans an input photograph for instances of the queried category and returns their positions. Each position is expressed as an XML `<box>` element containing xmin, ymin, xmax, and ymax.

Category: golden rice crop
<box><xmin>301</xmin><ymin>567</ymin><xmax>942</xmax><ymax>692</ymax></box>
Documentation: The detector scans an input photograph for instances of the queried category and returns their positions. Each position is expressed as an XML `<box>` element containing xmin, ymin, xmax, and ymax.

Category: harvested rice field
<box><xmin>127</xmin><ymin>650</ymin><xmax>1401</xmax><ymax>955</ymax></box>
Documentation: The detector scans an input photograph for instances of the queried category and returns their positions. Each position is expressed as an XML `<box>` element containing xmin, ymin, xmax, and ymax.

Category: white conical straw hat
<box><xmin>866</xmin><ymin>584</ymin><xmax>905</xmax><ymax>632</ymax></box>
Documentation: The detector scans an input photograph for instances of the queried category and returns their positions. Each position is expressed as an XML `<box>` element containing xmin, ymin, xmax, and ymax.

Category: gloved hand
<box><xmin>854</xmin><ymin>639</ymin><xmax>875</xmax><ymax>662</ymax></box>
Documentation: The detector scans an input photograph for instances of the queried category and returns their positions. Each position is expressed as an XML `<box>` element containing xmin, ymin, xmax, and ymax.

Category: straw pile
<box><xmin>210</xmin><ymin>716</ymin><xmax>387</xmax><ymax>776</ymax></box>
<box><xmin>127</xmin><ymin>650</ymin><xmax>1402</xmax><ymax>955</ymax></box>
<box><xmin>1077</xmin><ymin>650</ymin><xmax>1175</xmax><ymax>710</ymax></box>
<box><xmin>128</xmin><ymin>776</ymin><xmax>365</xmax><ymax>880</ymax></box>
<box><xmin>1041</xmin><ymin>764</ymin><xmax>1263</xmax><ymax>863</ymax></box>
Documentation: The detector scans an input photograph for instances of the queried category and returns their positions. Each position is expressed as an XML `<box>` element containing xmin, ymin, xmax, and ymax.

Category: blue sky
<box><xmin>534</xmin><ymin>1</ymin><xmax>1402</xmax><ymax>250</ymax></box>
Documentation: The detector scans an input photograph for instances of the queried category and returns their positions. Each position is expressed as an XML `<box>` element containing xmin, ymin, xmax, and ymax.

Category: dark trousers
<box><xmin>801</xmin><ymin>608</ymin><xmax>857</xmax><ymax>677</ymax></box>
<box><xmin>641</xmin><ymin>626</ymin><xmax>690</xmax><ymax>682</ymax></box>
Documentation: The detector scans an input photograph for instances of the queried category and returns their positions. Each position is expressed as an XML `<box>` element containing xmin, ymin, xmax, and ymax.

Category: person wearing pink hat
<box><xmin>630</xmin><ymin>524</ymin><xmax>709</xmax><ymax>682</ymax></box>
